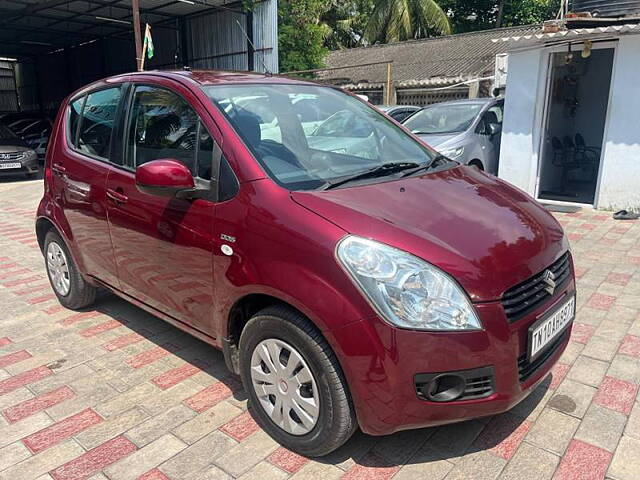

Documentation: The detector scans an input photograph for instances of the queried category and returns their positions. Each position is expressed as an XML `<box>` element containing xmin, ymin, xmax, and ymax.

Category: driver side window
<box><xmin>127</xmin><ymin>86</ymin><xmax>199</xmax><ymax>175</ymax></box>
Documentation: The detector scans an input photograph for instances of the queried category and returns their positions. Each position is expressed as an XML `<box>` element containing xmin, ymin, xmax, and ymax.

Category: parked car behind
<box><xmin>36</xmin><ymin>71</ymin><xmax>574</xmax><ymax>457</ymax></box>
<box><xmin>378</xmin><ymin>105</ymin><xmax>420</xmax><ymax>123</ymax></box>
<box><xmin>12</xmin><ymin>118</ymin><xmax>52</xmax><ymax>159</ymax></box>
<box><xmin>0</xmin><ymin>123</ymin><xmax>39</xmax><ymax>178</ymax></box>
<box><xmin>403</xmin><ymin>98</ymin><xmax>504</xmax><ymax>174</ymax></box>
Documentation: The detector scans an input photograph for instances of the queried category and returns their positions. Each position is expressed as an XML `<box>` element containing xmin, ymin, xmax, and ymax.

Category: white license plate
<box><xmin>0</xmin><ymin>162</ymin><xmax>21</xmax><ymax>169</ymax></box>
<box><xmin>528</xmin><ymin>296</ymin><xmax>575</xmax><ymax>360</ymax></box>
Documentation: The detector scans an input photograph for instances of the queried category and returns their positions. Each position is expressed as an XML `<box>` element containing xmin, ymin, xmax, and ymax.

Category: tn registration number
<box><xmin>529</xmin><ymin>296</ymin><xmax>575</xmax><ymax>360</ymax></box>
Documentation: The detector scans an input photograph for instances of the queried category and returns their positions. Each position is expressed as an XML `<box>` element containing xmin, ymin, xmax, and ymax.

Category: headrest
<box><xmin>234</xmin><ymin>114</ymin><xmax>261</xmax><ymax>147</ymax></box>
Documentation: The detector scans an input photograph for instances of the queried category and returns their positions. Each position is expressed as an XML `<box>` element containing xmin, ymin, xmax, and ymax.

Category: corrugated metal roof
<box><xmin>492</xmin><ymin>23</ymin><xmax>640</xmax><ymax>47</ymax></box>
<box><xmin>318</xmin><ymin>25</ymin><xmax>539</xmax><ymax>88</ymax></box>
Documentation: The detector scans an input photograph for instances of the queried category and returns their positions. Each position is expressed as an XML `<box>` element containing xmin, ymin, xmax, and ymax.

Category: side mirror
<box><xmin>488</xmin><ymin>123</ymin><xmax>502</xmax><ymax>136</ymax></box>
<box><xmin>135</xmin><ymin>159</ymin><xmax>195</xmax><ymax>198</ymax></box>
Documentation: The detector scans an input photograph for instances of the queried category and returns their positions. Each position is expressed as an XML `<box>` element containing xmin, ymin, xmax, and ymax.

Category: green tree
<box><xmin>364</xmin><ymin>0</ymin><xmax>452</xmax><ymax>44</ymax></box>
<box><xmin>501</xmin><ymin>0</ymin><xmax>560</xmax><ymax>27</ymax></box>
<box><xmin>437</xmin><ymin>0</ymin><xmax>559</xmax><ymax>33</ymax></box>
<box><xmin>278</xmin><ymin>0</ymin><xmax>331</xmax><ymax>73</ymax></box>
<box><xmin>322</xmin><ymin>0</ymin><xmax>375</xmax><ymax>49</ymax></box>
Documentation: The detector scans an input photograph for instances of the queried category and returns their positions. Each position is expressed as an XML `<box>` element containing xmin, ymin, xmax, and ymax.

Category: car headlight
<box><xmin>336</xmin><ymin>236</ymin><xmax>481</xmax><ymax>331</ymax></box>
<box><xmin>441</xmin><ymin>146</ymin><xmax>464</xmax><ymax>159</ymax></box>
<box><xmin>22</xmin><ymin>150</ymin><xmax>37</xmax><ymax>159</ymax></box>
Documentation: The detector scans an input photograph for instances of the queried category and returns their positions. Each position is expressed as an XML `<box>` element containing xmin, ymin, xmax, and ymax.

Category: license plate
<box><xmin>528</xmin><ymin>296</ymin><xmax>575</xmax><ymax>361</ymax></box>
<box><xmin>0</xmin><ymin>162</ymin><xmax>21</xmax><ymax>169</ymax></box>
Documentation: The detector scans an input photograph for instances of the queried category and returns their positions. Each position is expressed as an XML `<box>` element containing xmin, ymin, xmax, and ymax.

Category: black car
<box><xmin>0</xmin><ymin>123</ymin><xmax>39</xmax><ymax>178</ymax></box>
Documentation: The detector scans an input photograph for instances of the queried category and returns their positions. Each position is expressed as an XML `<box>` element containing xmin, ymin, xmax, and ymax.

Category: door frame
<box><xmin>533</xmin><ymin>40</ymin><xmax>618</xmax><ymax>207</ymax></box>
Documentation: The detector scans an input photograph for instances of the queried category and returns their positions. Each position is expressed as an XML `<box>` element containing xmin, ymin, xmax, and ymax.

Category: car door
<box><xmin>105</xmin><ymin>82</ymin><xmax>218</xmax><ymax>332</ymax></box>
<box><xmin>474</xmin><ymin>102</ymin><xmax>504</xmax><ymax>174</ymax></box>
<box><xmin>50</xmin><ymin>86</ymin><xmax>125</xmax><ymax>287</ymax></box>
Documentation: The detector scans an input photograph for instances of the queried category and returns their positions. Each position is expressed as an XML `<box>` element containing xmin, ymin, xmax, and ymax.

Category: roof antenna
<box><xmin>235</xmin><ymin>19</ymin><xmax>272</xmax><ymax>75</ymax></box>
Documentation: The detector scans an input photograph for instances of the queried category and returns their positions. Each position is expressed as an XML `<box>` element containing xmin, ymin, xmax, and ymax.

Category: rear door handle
<box><xmin>52</xmin><ymin>163</ymin><xmax>66</xmax><ymax>175</ymax></box>
<box><xmin>106</xmin><ymin>189</ymin><xmax>128</xmax><ymax>204</ymax></box>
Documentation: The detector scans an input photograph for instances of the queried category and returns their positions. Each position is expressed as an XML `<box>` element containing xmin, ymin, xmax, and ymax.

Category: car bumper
<box><xmin>0</xmin><ymin>158</ymin><xmax>39</xmax><ymax>176</ymax></box>
<box><xmin>326</xmin><ymin>280</ymin><xmax>576</xmax><ymax>436</ymax></box>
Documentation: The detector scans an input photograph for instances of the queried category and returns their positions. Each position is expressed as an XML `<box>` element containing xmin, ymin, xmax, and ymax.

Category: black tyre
<box><xmin>469</xmin><ymin>160</ymin><xmax>484</xmax><ymax>171</ymax></box>
<box><xmin>43</xmin><ymin>230</ymin><xmax>96</xmax><ymax>310</ymax></box>
<box><xmin>239</xmin><ymin>306</ymin><xmax>356</xmax><ymax>457</ymax></box>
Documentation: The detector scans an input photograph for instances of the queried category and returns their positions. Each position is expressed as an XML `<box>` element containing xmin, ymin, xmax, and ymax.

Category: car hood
<box><xmin>291</xmin><ymin>166</ymin><xmax>568</xmax><ymax>302</ymax></box>
<box><xmin>0</xmin><ymin>143</ymin><xmax>30</xmax><ymax>153</ymax></box>
<box><xmin>415</xmin><ymin>132</ymin><xmax>464</xmax><ymax>149</ymax></box>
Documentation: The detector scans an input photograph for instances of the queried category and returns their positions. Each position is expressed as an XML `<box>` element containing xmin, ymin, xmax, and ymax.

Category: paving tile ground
<box><xmin>1</xmin><ymin>172</ymin><xmax>639</xmax><ymax>479</ymax></box>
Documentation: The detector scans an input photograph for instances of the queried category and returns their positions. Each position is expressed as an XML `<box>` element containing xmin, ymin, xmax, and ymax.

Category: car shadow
<box><xmin>89</xmin><ymin>291</ymin><xmax>247</xmax><ymax>402</ymax></box>
<box><xmin>86</xmin><ymin>291</ymin><xmax>552</xmax><ymax>468</ymax></box>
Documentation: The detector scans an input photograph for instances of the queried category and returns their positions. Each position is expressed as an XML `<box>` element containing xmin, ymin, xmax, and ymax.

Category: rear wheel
<box><xmin>44</xmin><ymin>230</ymin><xmax>96</xmax><ymax>310</ymax></box>
<box><xmin>239</xmin><ymin>306</ymin><xmax>356</xmax><ymax>456</ymax></box>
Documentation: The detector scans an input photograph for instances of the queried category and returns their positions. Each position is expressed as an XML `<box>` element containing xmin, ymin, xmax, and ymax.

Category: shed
<box><xmin>495</xmin><ymin>21</ymin><xmax>640</xmax><ymax>210</ymax></box>
<box><xmin>0</xmin><ymin>0</ymin><xmax>278</xmax><ymax>115</ymax></box>
<box><xmin>317</xmin><ymin>25</ymin><xmax>538</xmax><ymax>106</ymax></box>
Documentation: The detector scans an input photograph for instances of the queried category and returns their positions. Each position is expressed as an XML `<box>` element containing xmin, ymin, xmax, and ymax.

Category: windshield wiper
<box><xmin>321</xmin><ymin>162</ymin><xmax>420</xmax><ymax>190</ymax></box>
<box><xmin>400</xmin><ymin>155</ymin><xmax>453</xmax><ymax>177</ymax></box>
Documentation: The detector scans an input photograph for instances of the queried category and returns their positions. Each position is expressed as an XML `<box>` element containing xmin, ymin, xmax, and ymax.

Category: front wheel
<box><xmin>239</xmin><ymin>306</ymin><xmax>356</xmax><ymax>457</ymax></box>
<box><xmin>44</xmin><ymin>230</ymin><xmax>96</xmax><ymax>310</ymax></box>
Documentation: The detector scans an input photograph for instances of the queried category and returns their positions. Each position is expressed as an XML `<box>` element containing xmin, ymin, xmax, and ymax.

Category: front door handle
<box><xmin>106</xmin><ymin>189</ymin><xmax>128</xmax><ymax>204</ymax></box>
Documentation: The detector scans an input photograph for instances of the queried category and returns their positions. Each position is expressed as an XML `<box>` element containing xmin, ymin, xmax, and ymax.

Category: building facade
<box><xmin>497</xmin><ymin>23</ymin><xmax>640</xmax><ymax>210</ymax></box>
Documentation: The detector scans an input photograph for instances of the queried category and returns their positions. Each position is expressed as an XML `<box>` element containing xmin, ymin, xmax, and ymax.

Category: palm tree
<box><xmin>365</xmin><ymin>0</ymin><xmax>451</xmax><ymax>44</ymax></box>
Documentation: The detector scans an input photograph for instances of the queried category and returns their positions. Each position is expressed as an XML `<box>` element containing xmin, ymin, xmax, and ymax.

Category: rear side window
<box><xmin>77</xmin><ymin>87</ymin><xmax>122</xmax><ymax>160</ymax></box>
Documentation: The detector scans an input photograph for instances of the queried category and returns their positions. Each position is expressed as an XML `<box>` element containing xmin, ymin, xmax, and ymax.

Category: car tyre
<box><xmin>239</xmin><ymin>305</ymin><xmax>357</xmax><ymax>457</ymax></box>
<box><xmin>469</xmin><ymin>160</ymin><xmax>484</xmax><ymax>171</ymax></box>
<box><xmin>44</xmin><ymin>230</ymin><xmax>96</xmax><ymax>310</ymax></box>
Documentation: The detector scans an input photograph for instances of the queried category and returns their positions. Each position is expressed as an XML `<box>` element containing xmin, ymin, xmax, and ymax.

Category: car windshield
<box><xmin>203</xmin><ymin>84</ymin><xmax>438</xmax><ymax>190</ymax></box>
<box><xmin>403</xmin><ymin>103</ymin><xmax>484</xmax><ymax>135</ymax></box>
<box><xmin>0</xmin><ymin>123</ymin><xmax>18</xmax><ymax>140</ymax></box>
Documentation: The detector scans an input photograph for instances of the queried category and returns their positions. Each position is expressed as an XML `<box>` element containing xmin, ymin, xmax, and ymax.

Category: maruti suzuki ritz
<box><xmin>36</xmin><ymin>71</ymin><xmax>575</xmax><ymax>456</ymax></box>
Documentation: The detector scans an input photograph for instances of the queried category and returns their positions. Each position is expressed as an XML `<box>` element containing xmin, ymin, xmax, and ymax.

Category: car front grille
<box><xmin>518</xmin><ymin>330</ymin><xmax>569</xmax><ymax>382</ymax></box>
<box><xmin>501</xmin><ymin>252</ymin><xmax>572</xmax><ymax>323</ymax></box>
<box><xmin>461</xmin><ymin>370</ymin><xmax>495</xmax><ymax>400</ymax></box>
<box><xmin>0</xmin><ymin>152</ymin><xmax>25</xmax><ymax>161</ymax></box>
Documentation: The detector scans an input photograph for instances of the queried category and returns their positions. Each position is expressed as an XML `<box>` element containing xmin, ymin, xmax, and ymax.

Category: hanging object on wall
<box><xmin>565</xmin><ymin>43</ymin><xmax>574</xmax><ymax>64</ymax></box>
<box><xmin>582</xmin><ymin>40</ymin><xmax>593</xmax><ymax>59</ymax></box>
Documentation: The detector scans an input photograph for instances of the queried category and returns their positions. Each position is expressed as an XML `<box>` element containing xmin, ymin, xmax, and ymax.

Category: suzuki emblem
<box><xmin>542</xmin><ymin>270</ymin><xmax>556</xmax><ymax>295</ymax></box>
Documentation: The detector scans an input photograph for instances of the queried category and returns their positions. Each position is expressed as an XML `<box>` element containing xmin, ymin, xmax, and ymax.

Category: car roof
<box><xmin>379</xmin><ymin>105</ymin><xmax>419</xmax><ymax>112</ymax></box>
<box><xmin>422</xmin><ymin>97</ymin><xmax>502</xmax><ymax>108</ymax></box>
<box><xmin>115</xmin><ymin>69</ymin><xmax>318</xmax><ymax>87</ymax></box>
<box><xmin>68</xmin><ymin>69</ymin><xmax>325</xmax><ymax>102</ymax></box>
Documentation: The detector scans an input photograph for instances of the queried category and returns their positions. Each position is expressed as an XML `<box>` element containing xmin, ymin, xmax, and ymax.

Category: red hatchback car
<box><xmin>36</xmin><ymin>70</ymin><xmax>575</xmax><ymax>456</ymax></box>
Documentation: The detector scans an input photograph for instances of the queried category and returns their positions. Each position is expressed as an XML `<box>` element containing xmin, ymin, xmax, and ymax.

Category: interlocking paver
<box><xmin>593</xmin><ymin>376</ymin><xmax>638</xmax><ymax>415</ymax></box>
<box><xmin>553</xmin><ymin>439</ymin><xmax>612</xmax><ymax>480</ymax></box>
<box><xmin>526</xmin><ymin>408</ymin><xmax>580</xmax><ymax>455</ymax></box>
<box><xmin>498</xmin><ymin>441</ymin><xmax>559</xmax><ymax>480</ymax></box>
<box><xmin>567</xmin><ymin>355</ymin><xmax>609</xmax><ymax>387</ymax></box>
<box><xmin>607</xmin><ymin>436</ymin><xmax>640</xmax><ymax>480</ymax></box>
<box><xmin>2</xmin><ymin>386</ymin><xmax>75</xmax><ymax>423</ymax></box>
<box><xmin>1</xmin><ymin>178</ymin><xmax>640</xmax><ymax>479</ymax></box>
<box><xmin>575</xmin><ymin>404</ymin><xmax>627</xmax><ymax>452</ymax></box>
<box><xmin>102</xmin><ymin>433</ymin><xmax>186</xmax><ymax>480</ymax></box>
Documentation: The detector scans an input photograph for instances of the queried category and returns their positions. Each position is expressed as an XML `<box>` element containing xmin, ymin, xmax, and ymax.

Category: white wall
<box><xmin>597</xmin><ymin>35</ymin><xmax>640</xmax><ymax>209</ymax></box>
<box><xmin>498</xmin><ymin>49</ymin><xmax>544</xmax><ymax>195</ymax></box>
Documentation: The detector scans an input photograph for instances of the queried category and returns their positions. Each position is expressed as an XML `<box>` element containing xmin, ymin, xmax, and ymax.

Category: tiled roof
<box><xmin>492</xmin><ymin>22</ymin><xmax>640</xmax><ymax>47</ymax></box>
<box><xmin>318</xmin><ymin>25</ymin><xmax>539</xmax><ymax>88</ymax></box>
